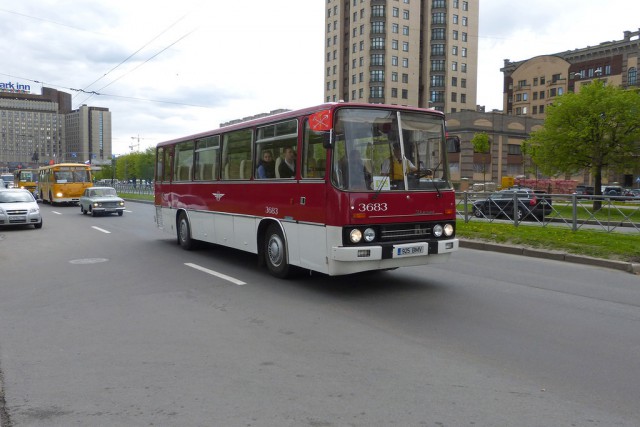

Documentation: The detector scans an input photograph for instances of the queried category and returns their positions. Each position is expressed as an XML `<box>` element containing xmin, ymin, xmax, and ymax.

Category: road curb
<box><xmin>127</xmin><ymin>201</ymin><xmax>639</xmax><ymax>275</ymax></box>
<box><xmin>459</xmin><ymin>239</ymin><xmax>639</xmax><ymax>275</ymax></box>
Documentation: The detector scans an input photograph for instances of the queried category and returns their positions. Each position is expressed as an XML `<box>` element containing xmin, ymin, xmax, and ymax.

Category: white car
<box><xmin>0</xmin><ymin>188</ymin><xmax>43</xmax><ymax>229</ymax></box>
<box><xmin>79</xmin><ymin>187</ymin><xmax>125</xmax><ymax>216</ymax></box>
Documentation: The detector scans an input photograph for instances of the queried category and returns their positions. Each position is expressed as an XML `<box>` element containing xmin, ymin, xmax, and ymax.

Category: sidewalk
<box><xmin>460</xmin><ymin>239</ymin><xmax>640</xmax><ymax>275</ymax></box>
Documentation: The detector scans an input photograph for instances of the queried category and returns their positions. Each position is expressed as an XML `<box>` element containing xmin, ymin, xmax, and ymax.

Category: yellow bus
<box><xmin>14</xmin><ymin>168</ymin><xmax>38</xmax><ymax>195</ymax></box>
<box><xmin>38</xmin><ymin>163</ymin><xmax>93</xmax><ymax>205</ymax></box>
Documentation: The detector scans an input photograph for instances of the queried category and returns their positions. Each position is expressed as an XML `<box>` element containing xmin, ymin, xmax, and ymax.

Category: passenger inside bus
<box><xmin>277</xmin><ymin>147</ymin><xmax>296</xmax><ymax>178</ymax></box>
<box><xmin>256</xmin><ymin>150</ymin><xmax>276</xmax><ymax>179</ymax></box>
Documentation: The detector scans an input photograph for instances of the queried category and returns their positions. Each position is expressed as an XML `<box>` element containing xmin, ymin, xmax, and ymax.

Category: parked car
<box><xmin>623</xmin><ymin>188</ymin><xmax>640</xmax><ymax>199</ymax></box>
<box><xmin>0</xmin><ymin>188</ymin><xmax>43</xmax><ymax>229</ymax></box>
<box><xmin>472</xmin><ymin>188</ymin><xmax>552</xmax><ymax>220</ymax></box>
<box><xmin>602</xmin><ymin>185</ymin><xmax>624</xmax><ymax>196</ymax></box>
<box><xmin>573</xmin><ymin>185</ymin><xmax>594</xmax><ymax>198</ymax></box>
<box><xmin>79</xmin><ymin>187</ymin><xmax>125</xmax><ymax>216</ymax></box>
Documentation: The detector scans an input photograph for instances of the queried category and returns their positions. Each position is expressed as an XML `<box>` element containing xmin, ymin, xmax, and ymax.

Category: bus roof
<box><xmin>156</xmin><ymin>102</ymin><xmax>444</xmax><ymax>148</ymax></box>
<box><xmin>38</xmin><ymin>163</ymin><xmax>92</xmax><ymax>169</ymax></box>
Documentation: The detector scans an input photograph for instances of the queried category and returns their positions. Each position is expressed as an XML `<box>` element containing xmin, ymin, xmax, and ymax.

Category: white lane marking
<box><xmin>124</xmin><ymin>210</ymin><xmax>133</xmax><ymax>213</ymax></box>
<box><xmin>52</xmin><ymin>211</ymin><xmax>63</xmax><ymax>215</ymax></box>
<box><xmin>92</xmin><ymin>226</ymin><xmax>111</xmax><ymax>234</ymax></box>
<box><xmin>184</xmin><ymin>263</ymin><xmax>246</xmax><ymax>286</ymax></box>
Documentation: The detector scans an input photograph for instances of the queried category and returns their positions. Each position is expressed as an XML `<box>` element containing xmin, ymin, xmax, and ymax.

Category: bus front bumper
<box><xmin>330</xmin><ymin>238</ymin><xmax>459</xmax><ymax>262</ymax></box>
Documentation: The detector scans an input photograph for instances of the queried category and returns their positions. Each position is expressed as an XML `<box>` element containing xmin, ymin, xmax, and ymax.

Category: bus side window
<box><xmin>303</xmin><ymin>119</ymin><xmax>327</xmax><ymax>179</ymax></box>
<box><xmin>195</xmin><ymin>136</ymin><xmax>220</xmax><ymax>181</ymax></box>
<box><xmin>222</xmin><ymin>129</ymin><xmax>252</xmax><ymax>180</ymax></box>
<box><xmin>174</xmin><ymin>140</ymin><xmax>194</xmax><ymax>182</ymax></box>
<box><xmin>256</xmin><ymin>119</ymin><xmax>298</xmax><ymax>179</ymax></box>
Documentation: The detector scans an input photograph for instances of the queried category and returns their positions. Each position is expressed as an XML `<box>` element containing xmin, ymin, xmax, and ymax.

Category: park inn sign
<box><xmin>0</xmin><ymin>81</ymin><xmax>31</xmax><ymax>93</ymax></box>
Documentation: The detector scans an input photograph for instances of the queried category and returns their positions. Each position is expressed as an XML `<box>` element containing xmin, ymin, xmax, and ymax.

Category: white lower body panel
<box><xmin>156</xmin><ymin>207</ymin><xmax>458</xmax><ymax>276</ymax></box>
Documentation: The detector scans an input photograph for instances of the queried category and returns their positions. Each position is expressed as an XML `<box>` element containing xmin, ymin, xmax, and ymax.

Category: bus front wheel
<box><xmin>177</xmin><ymin>213</ymin><xmax>195</xmax><ymax>250</ymax></box>
<box><xmin>264</xmin><ymin>224</ymin><xmax>290</xmax><ymax>279</ymax></box>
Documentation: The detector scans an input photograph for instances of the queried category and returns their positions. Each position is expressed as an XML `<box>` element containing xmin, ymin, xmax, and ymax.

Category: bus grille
<box><xmin>379</xmin><ymin>223</ymin><xmax>431</xmax><ymax>242</ymax></box>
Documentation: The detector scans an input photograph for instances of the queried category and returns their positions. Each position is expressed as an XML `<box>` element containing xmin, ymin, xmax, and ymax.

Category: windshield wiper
<box><xmin>429</xmin><ymin>159</ymin><xmax>443</xmax><ymax>198</ymax></box>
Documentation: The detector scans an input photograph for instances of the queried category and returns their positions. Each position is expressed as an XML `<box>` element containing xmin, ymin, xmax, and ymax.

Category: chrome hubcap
<box><xmin>267</xmin><ymin>234</ymin><xmax>283</xmax><ymax>267</ymax></box>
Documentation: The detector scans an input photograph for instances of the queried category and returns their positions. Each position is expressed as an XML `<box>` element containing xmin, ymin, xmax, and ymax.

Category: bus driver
<box><xmin>381</xmin><ymin>143</ymin><xmax>417</xmax><ymax>182</ymax></box>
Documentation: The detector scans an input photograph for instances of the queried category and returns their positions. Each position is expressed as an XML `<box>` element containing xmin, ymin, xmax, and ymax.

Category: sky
<box><xmin>1</xmin><ymin>0</ymin><xmax>639</xmax><ymax>155</ymax></box>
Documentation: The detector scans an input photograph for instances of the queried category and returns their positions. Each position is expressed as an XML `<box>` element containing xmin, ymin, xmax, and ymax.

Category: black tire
<box><xmin>81</xmin><ymin>205</ymin><xmax>87</xmax><ymax>215</ymax></box>
<box><xmin>177</xmin><ymin>213</ymin><xmax>195</xmax><ymax>250</ymax></box>
<box><xmin>516</xmin><ymin>207</ymin><xmax>524</xmax><ymax>221</ymax></box>
<box><xmin>264</xmin><ymin>224</ymin><xmax>290</xmax><ymax>278</ymax></box>
<box><xmin>34</xmin><ymin>219</ymin><xmax>43</xmax><ymax>229</ymax></box>
<box><xmin>473</xmin><ymin>206</ymin><xmax>484</xmax><ymax>218</ymax></box>
<box><xmin>118</xmin><ymin>211</ymin><xmax>123</xmax><ymax>216</ymax></box>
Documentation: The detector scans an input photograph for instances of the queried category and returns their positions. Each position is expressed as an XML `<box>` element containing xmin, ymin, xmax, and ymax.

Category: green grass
<box><xmin>456</xmin><ymin>221</ymin><xmax>640</xmax><ymax>263</ymax></box>
<box><xmin>547</xmin><ymin>203</ymin><xmax>640</xmax><ymax>222</ymax></box>
<box><xmin>121</xmin><ymin>193</ymin><xmax>154</xmax><ymax>202</ymax></box>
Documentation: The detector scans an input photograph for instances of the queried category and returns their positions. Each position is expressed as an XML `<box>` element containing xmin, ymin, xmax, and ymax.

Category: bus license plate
<box><xmin>394</xmin><ymin>244</ymin><xmax>426</xmax><ymax>258</ymax></box>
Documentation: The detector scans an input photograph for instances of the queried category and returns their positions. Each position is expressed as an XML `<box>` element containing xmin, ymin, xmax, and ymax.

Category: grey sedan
<box><xmin>79</xmin><ymin>187</ymin><xmax>125</xmax><ymax>216</ymax></box>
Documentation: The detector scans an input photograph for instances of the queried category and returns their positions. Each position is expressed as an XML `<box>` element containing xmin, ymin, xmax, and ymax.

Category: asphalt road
<box><xmin>1</xmin><ymin>201</ymin><xmax>639</xmax><ymax>426</ymax></box>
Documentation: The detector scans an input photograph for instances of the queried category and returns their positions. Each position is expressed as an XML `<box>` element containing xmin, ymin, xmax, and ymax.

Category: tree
<box><xmin>114</xmin><ymin>149</ymin><xmax>155</xmax><ymax>183</ymax></box>
<box><xmin>471</xmin><ymin>132</ymin><xmax>491</xmax><ymax>186</ymax></box>
<box><xmin>525</xmin><ymin>80</ymin><xmax>640</xmax><ymax>209</ymax></box>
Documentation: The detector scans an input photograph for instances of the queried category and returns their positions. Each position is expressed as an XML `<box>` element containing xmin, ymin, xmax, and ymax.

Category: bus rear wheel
<box><xmin>264</xmin><ymin>224</ymin><xmax>290</xmax><ymax>279</ymax></box>
<box><xmin>177</xmin><ymin>213</ymin><xmax>195</xmax><ymax>250</ymax></box>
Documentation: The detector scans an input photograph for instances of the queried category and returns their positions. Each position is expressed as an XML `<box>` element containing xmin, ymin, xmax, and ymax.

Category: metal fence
<box><xmin>109</xmin><ymin>183</ymin><xmax>639</xmax><ymax>234</ymax></box>
<box><xmin>113</xmin><ymin>183</ymin><xmax>154</xmax><ymax>196</ymax></box>
<box><xmin>456</xmin><ymin>192</ymin><xmax>640</xmax><ymax>233</ymax></box>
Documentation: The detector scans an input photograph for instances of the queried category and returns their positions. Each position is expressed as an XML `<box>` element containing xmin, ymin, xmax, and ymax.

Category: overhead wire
<box><xmin>0</xmin><ymin>72</ymin><xmax>212</xmax><ymax>109</ymax></box>
<box><xmin>76</xmin><ymin>28</ymin><xmax>198</xmax><ymax>105</ymax></box>
<box><xmin>74</xmin><ymin>13</ymin><xmax>191</xmax><ymax>101</ymax></box>
<box><xmin>1</xmin><ymin>6</ymin><xmax>202</xmax><ymax>108</ymax></box>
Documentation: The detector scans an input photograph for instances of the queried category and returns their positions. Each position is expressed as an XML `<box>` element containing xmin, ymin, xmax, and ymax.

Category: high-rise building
<box><xmin>0</xmin><ymin>85</ymin><xmax>112</xmax><ymax>170</ymax></box>
<box><xmin>65</xmin><ymin>105</ymin><xmax>112</xmax><ymax>165</ymax></box>
<box><xmin>501</xmin><ymin>29</ymin><xmax>640</xmax><ymax>118</ymax></box>
<box><xmin>0</xmin><ymin>87</ymin><xmax>70</xmax><ymax>170</ymax></box>
<box><xmin>323</xmin><ymin>0</ymin><xmax>478</xmax><ymax>113</ymax></box>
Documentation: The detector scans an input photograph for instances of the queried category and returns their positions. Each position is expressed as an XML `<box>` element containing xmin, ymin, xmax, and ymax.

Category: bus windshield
<box><xmin>18</xmin><ymin>171</ymin><xmax>36</xmax><ymax>182</ymax></box>
<box><xmin>54</xmin><ymin>169</ymin><xmax>91</xmax><ymax>183</ymax></box>
<box><xmin>331</xmin><ymin>108</ymin><xmax>450</xmax><ymax>192</ymax></box>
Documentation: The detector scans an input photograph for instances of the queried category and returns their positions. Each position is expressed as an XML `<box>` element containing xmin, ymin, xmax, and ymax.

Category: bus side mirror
<box><xmin>322</xmin><ymin>130</ymin><xmax>334</xmax><ymax>149</ymax></box>
<box><xmin>446</xmin><ymin>136</ymin><xmax>461</xmax><ymax>153</ymax></box>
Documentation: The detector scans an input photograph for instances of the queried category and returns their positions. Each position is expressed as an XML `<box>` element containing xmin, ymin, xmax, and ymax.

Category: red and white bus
<box><xmin>154</xmin><ymin>103</ymin><xmax>458</xmax><ymax>277</ymax></box>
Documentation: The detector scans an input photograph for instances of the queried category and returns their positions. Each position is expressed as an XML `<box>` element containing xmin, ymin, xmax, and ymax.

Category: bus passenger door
<box><xmin>290</xmin><ymin>179</ymin><xmax>327</xmax><ymax>272</ymax></box>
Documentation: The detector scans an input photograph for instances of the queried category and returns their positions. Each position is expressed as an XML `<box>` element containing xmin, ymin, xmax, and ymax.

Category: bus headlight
<box><xmin>349</xmin><ymin>229</ymin><xmax>362</xmax><ymax>243</ymax></box>
<box><xmin>433</xmin><ymin>224</ymin><xmax>444</xmax><ymax>237</ymax></box>
<box><xmin>444</xmin><ymin>223</ymin><xmax>454</xmax><ymax>237</ymax></box>
<box><xmin>363</xmin><ymin>228</ymin><xmax>376</xmax><ymax>242</ymax></box>
<box><xmin>56</xmin><ymin>192</ymin><xmax>63</xmax><ymax>198</ymax></box>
